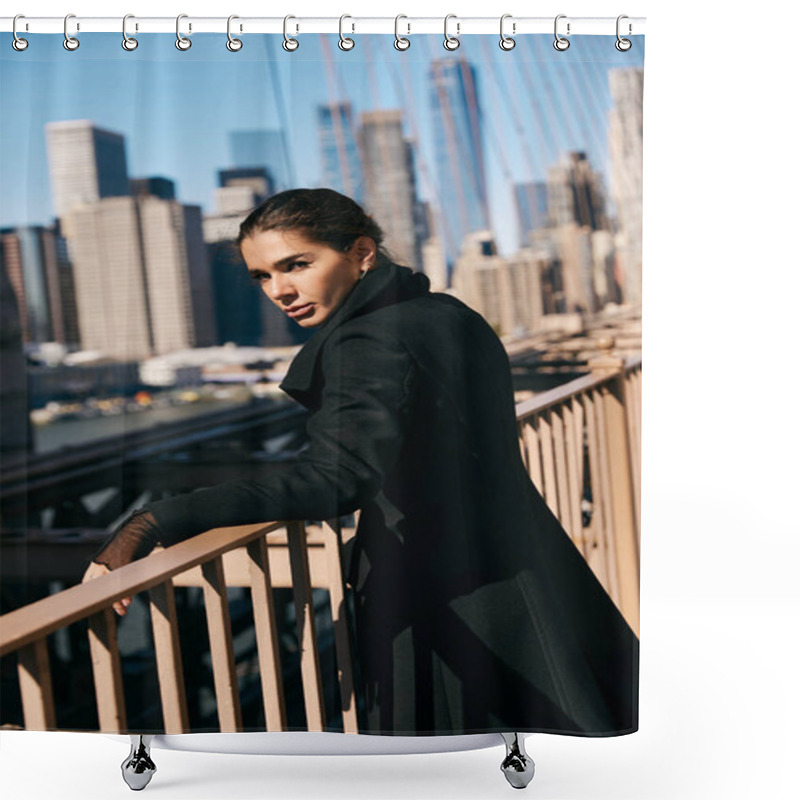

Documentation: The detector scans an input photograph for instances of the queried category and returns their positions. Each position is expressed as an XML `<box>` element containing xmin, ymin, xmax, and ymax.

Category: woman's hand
<box><xmin>81</xmin><ymin>509</ymin><xmax>161</xmax><ymax>616</ymax></box>
<box><xmin>81</xmin><ymin>561</ymin><xmax>132</xmax><ymax>617</ymax></box>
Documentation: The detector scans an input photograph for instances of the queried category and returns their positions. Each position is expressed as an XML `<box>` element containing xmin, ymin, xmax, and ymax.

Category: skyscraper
<box><xmin>317</xmin><ymin>102</ymin><xmax>363</xmax><ymax>203</ymax></box>
<box><xmin>514</xmin><ymin>182</ymin><xmax>549</xmax><ymax>248</ymax></box>
<box><xmin>62</xmin><ymin>193</ymin><xmax>217</xmax><ymax>359</ymax></box>
<box><xmin>45</xmin><ymin>122</ymin><xmax>216</xmax><ymax>359</ymax></box>
<box><xmin>358</xmin><ymin>109</ymin><xmax>421</xmax><ymax>268</ymax></box>
<box><xmin>130</xmin><ymin>177</ymin><xmax>176</xmax><ymax>201</ymax></box>
<box><xmin>429</xmin><ymin>58</ymin><xmax>489</xmax><ymax>275</ymax></box>
<box><xmin>44</xmin><ymin>120</ymin><xmax>130</xmax><ymax>238</ymax></box>
<box><xmin>546</xmin><ymin>152</ymin><xmax>610</xmax><ymax>313</ymax></box>
<box><xmin>137</xmin><ymin>196</ymin><xmax>217</xmax><ymax>353</ymax></box>
<box><xmin>216</xmin><ymin>168</ymin><xmax>273</xmax><ymax>215</ymax></box>
<box><xmin>450</xmin><ymin>231</ymin><xmax>545</xmax><ymax>338</ymax></box>
<box><xmin>547</xmin><ymin>152</ymin><xmax>608</xmax><ymax>231</ymax></box>
<box><xmin>608</xmin><ymin>68</ymin><xmax>644</xmax><ymax>305</ymax></box>
<box><xmin>0</xmin><ymin>262</ymin><xmax>32</xmax><ymax>456</ymax></box>
<box><xmin>63</xmin><ymin>196</ymin><xmax>153</xmax><ymax>358</ymax></box>
<box><xmin>0</xmin><ymin>225</ymin><xmax>79</xmax><ymax>346</ymax></box>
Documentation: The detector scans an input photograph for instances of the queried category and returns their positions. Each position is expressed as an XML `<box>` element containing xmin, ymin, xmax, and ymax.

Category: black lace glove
<box><xmin>90</xmin><ymin>508</ymin><xmax>162</xmax><ymax>570</ymax></box>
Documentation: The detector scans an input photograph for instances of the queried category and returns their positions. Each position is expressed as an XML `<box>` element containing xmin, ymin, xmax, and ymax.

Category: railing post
<box><xmin>588</xmin><ymin>354</ymin><xmax>640</xmax><ymax>637</ymax></box>
<box><xmin>87</xmin><ymin>607</ymin><xmax>128</xmax><ymax>732</ymax></box>
<box><xmin>286</xmin><ymin>520</ymin><xmax>326</xmax><ymax>731</ymax></box>
<box><xmin>149</xmin><ymin>580</ymin><xmax>190</xmax><ymax>733</ymax></box>
<box><xmin>201</xmin><ymin>556</ymin><xmax>242</xmax><ymax>732</ymax></box>
<box><xmin>246</xmin><ymin>535</ymin><xmax>288</xmax><ymax>731</ymax></box>
<box><xmin>321</xmin><ymin>518</ymin><xmax>359</xmax><ymax>733</ymax></box>
<box><xmin>17</xmin><ymin>638</ymin><xmax>57</xmax><ymax>730</ymax></box>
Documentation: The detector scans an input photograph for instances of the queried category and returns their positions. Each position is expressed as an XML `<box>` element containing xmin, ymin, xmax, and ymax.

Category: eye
<box><xmin>251</xmin><ymin>261</ymin><xmax>309</xmax><ymax>283</ymax></box>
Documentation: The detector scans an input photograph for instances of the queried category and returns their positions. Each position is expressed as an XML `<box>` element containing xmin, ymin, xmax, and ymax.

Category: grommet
<box><xmin>227</xmin><ymin>15</ymin><xmax>243</xmax><ymax>51</ymax></box>
<box><xmin>394</xmin><ymin>15</ymin><xmax>410</xmax><ymax>51</ymax></box>
<box><xmin>283</xmin><ymin>15</ymin><xmax>299</xmax><ymax>51</ymax></box>
<box><xmin>122</xmin><ymin>14</ymin><xmax>138</xmax><ymax>51</ymax></box>
<box><xmin>499</xmin><ymin>14</ymin><xmax>516</xmax><ymax>51</ymax></box>
<box><xmin>339</xmin><ymin>14</ymin><xmax>355</xmax><ymax>51</ymax></box>
<box><xmin>64</xmin><ymin>14</ymin><xmax>80</xmax><ymax>51</ymax></box>
<box><xmin>12</xmin><ymin>15</ymin><xmax>29</xmax><ymax>51</ymax></box>
<box><xmin>176</xmin><ymin>14</ymin><xmax>192</xmax><ymax>51</ymax></box>
<box><xmin>444</xmin><ymin>14</ymin><xmax>460</xmax><ymax>51</ymax></box>
<box><xmin>554</xmin><ymin>14</ymin><xmax>570</xmax><ymax>51</ymax></box>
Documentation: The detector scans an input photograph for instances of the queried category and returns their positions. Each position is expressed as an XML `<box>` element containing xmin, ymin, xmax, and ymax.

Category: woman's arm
<box><xmin>139</xmin><ymin>327</ymin><xmax>417</xmax><ymax>546</ymax></box>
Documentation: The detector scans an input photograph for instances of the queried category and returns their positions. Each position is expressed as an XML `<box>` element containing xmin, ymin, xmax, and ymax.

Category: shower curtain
<box><xmin>0</xmin><ymin>24</ymin><xmax>644</xmax><ymax>738</ymax></box>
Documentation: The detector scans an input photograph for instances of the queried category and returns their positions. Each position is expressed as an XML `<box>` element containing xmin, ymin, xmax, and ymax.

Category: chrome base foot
<box><xmin>122</xmin><ymin>735</ymin><xmax>156</xmax><ymax>791</ymax></box>
<box><xmin>499</xmin><ymin>732</ymin><xmax>535</xmax><ymax>789</ymax></box>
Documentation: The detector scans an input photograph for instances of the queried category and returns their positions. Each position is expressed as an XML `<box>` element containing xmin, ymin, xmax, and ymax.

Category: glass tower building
<box><xmin>429</xmin><ymin>58</ymin><xmax>489</xmax><ymax>276</ymax></box>
<box><xmin>316</xmin><ymin>102</ymin><xmax>363</xmax><ymax>204</ymax></box>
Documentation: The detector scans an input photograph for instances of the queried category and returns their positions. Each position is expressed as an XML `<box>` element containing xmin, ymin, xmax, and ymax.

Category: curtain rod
<box><xmin>1</xmin><ymin>16</ymin><xmax>646</xmax><ymax>36</ymax></box>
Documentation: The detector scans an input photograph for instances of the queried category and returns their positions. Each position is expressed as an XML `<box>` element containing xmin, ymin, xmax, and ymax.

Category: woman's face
<box><xmin>241</xmin><ymin>229</ymin><xmax>376</xmax><ymax>328</ymax></box>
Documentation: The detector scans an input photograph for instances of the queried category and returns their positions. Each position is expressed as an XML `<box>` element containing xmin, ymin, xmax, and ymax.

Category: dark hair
<box><xmin>235</xmin><ymin>188</ymin><xmax>392</xmax><ymax>264</ymax></box>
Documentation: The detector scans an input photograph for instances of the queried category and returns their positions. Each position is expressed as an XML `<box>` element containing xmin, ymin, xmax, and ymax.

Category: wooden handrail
<box><xmin>514</xmin><ymin>353</ymin><xmax>641</xmax><ymax>420</ymax></box>
<box><xmin>0</xmin><ymin>520</ymin><xmax>284</xmax><ymax>656</ymax></box>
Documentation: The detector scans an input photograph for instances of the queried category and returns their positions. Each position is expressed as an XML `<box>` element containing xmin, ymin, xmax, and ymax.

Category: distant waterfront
<box><xmin>32</xmin><ymin>395</ymin><xmax>252</xmax><ymax>454</ymax></box>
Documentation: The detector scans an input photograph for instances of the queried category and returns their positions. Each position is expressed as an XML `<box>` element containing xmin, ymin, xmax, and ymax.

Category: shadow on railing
<box><xmin>0</xmin><ymin>354</ymin><xmax>640</xmax><ymax>732</ymax></box>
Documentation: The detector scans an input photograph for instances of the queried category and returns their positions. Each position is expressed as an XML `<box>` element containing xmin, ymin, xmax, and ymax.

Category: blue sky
<box><xmin>0</xmin><ymin>32</ymin><xmax>644</xmax><ymax>256</ymax></box>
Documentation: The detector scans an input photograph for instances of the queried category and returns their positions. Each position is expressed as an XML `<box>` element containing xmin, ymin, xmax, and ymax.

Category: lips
<box><xmin>286</xmin><ymin>303</ymin><xmax>314</xmax><ymax>318</ymax></box>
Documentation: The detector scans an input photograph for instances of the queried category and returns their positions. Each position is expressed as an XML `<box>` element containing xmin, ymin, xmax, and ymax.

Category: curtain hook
<box><xmin>122</xmin><ymin>14</ymin><xmax>138</xmax><ymax>51</ymax></box>
<box><xmin>176</xmin><ymin>14</ymin><xmax>192</xmax><ymax>50</ymax></box>
<box><xmin>615</xmin><ymin>14</ymin><xmax>632</xmax><ymax>51</ymax></box>
<box><xmin>12</xmin><ymin>15</ymin><xmax>29</xmax><ymax>51</ymax></box>
<box><xmin>339</xmin><ymin>14</ymin><xmax>355</xmax><ymax>51</ymax></box>
<box><xmin>443</xmin><ymin>14</ymin><xmax>460</xmax><ymax>51</ymax></box>
<box><xmin>63</xmin><ymin>13</ymin><xmax>80</xmax><ymax>51</ymax></box>
<box><xmin>227</xmin><ymin>15</ymin><xmax>243</xmax><ymax>51</ymax></box>
<box><xmin>499</xmin><ymin>14</ymin><xmax>516</xmax><ymax>50</ymax></box>
<box><xmin>394</xmin><ymin>15</ymin><xmax>410</xmax><ymax>51</ymax></box>
<box><xmin>283</xmin><ymin>15</ymin><xmax>299</xmax><ymax>51</ymax></box>
<box><xmin>553</xmin><ymin>14</ymin><xmax>570</xmax><ymax>51</ymax></box>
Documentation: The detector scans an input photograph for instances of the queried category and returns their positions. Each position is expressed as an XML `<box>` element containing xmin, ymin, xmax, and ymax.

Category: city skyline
<box><xmin>0</xmin><ymin>32</ymin><xmax>644</xmax><ymax>258</ymax></box>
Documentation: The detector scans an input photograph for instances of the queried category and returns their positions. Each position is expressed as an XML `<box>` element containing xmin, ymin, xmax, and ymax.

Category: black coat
<box><xmin>146</xmin><ymin>260</ymin><xmax>639</xmax><ymax>737</ymax></box>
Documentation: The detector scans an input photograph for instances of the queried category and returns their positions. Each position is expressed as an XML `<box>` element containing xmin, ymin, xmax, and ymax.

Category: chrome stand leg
<box><xmin>121</xmin><ymin>734</ymin><xmax>157</xmax><ymax>791</ymax></box>
<box><xmin>499</xmin><ymin>732</ymin><xmax>535</xmax><ymax>789</ymax></box>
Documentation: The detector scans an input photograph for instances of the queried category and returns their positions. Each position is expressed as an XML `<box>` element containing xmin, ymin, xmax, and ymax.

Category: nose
<box><xmin>264</xmin><ymin>273</ymin><xmax>295</xmax><ymax>302</ymax></box>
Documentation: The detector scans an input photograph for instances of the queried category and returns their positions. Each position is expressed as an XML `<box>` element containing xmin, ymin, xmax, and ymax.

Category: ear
<box><xmin>351</xmin><ymin>235</ymin><xmax>377</xmax><ymax>265</ymax></box>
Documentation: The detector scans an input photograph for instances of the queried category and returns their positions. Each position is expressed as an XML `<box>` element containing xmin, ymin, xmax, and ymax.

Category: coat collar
<box><xmin>279</xmin><ymin>259</ymin><xmax>431</xmax><ymax>403</ymax></box>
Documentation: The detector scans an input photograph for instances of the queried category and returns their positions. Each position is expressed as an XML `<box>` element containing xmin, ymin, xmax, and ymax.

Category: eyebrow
<box><xmin>248</xmin><ymin>252</ymin><xmax>313</xmax><ymax>278</ymax></box>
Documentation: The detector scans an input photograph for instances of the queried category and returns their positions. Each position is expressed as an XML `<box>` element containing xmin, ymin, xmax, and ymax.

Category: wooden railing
<box><xmin>515</xmin><ymin>354</ymin><xmax>641</xmax><ymax>635</ymax></box>
<box><xmin>0</xmin><ymin>354</ymin><xmax>640</xmax><ymax>732</ymax></box>
<box><xmin>0</xmin><ymin>518</ymin><xmax>359</xmax><ymax>734</ymax></box>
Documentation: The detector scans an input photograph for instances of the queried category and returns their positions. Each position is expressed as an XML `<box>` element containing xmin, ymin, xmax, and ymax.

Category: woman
<box><xmin>83</xmin><ymin>188</ymin><xmax>638</xmax><ymax>737</ymax></box>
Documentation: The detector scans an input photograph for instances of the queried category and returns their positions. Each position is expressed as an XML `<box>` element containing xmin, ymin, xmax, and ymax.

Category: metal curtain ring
<box><xmin>339</xmin><ymin>14</ymin><xmax>355</xmax><ymax>51</ymax></box>
<box><xmin>553</xmin><ymin>14</ymin><xmax>570</xmax><ymax>51</ymax></box>
<box><xmin>615</xmin><ymin>14</ymin><xmax>632</xmax><ymax>51</ymax></box>
<box><xmin>12</xmin><ymin>15</ymin><xmax>29</xmax><ymax>51</ymax></box>
<box><xmin>443</xmin><ymin>14</ymin><xmax>460</xmax><ymax>51</ymax></box>
<box><xmin>122</xmin><ymin>15</ymin><xmax>138</xmax><ymax>51</ymax></box>
<box><xmin>283</xmin><ymin>15</ymin><xmax>299</xmax><ymax>51</ymax></box>
<box><xmin>63</xmin><ymin>13</ymin><xmax>79</xmax><ymax>51</ymax></box>
<box><xmin>394</xmin><ymin>15</ymin><xmax>410</xmax><ymax>51</ymax></box>
<box><xmin>176</xmin><ymin>14</ymin><xmax>191</xmax><ymax>50</ymax></box>
<box><xmin>227</xmin><ymin>15</ymin><xmax>243</xmax><ymax>51</ymax></box>
<box><xmin>499</xmin><ymin>14</ymin><xmax>515</xmax><ymax>50</ymax></box>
